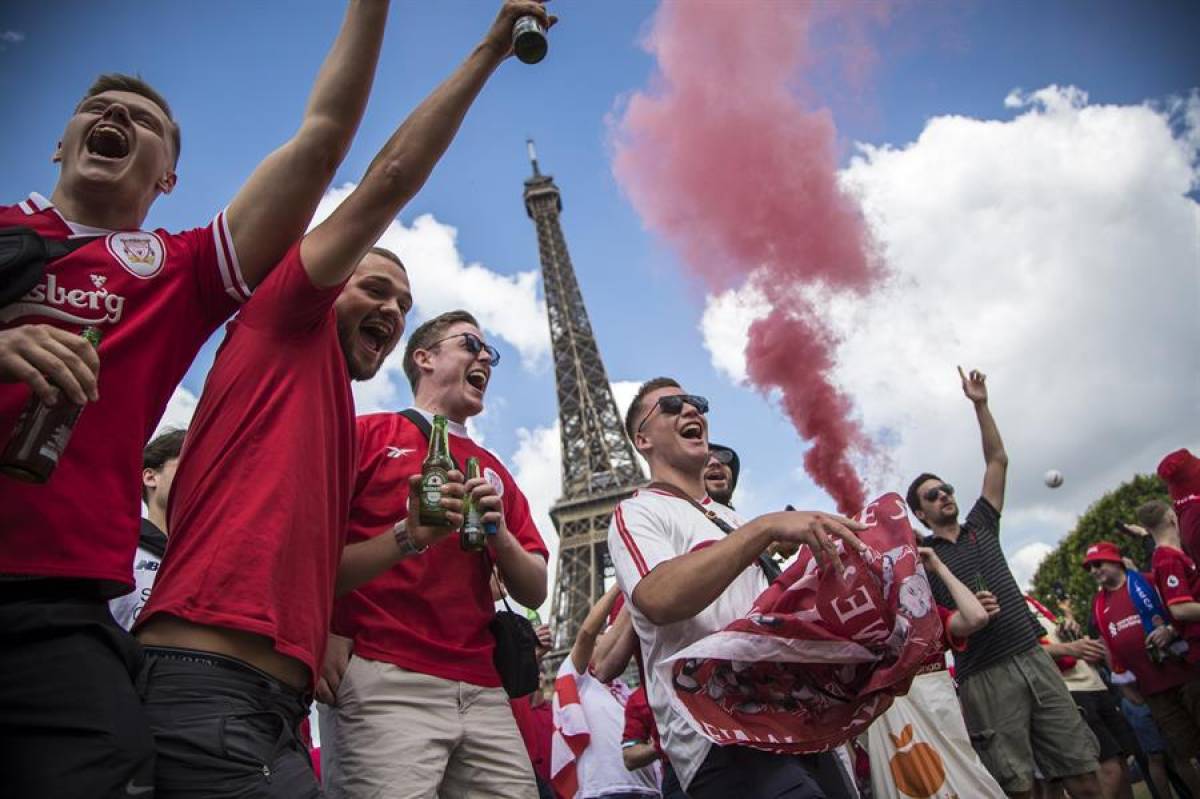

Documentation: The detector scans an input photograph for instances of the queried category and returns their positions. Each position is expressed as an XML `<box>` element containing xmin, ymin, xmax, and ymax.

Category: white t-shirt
<box><xmin>607</xmin><ymin>488</ymin><xmax>769</xmax><ymax>789</ymax></box>
<box><xmin>556</xmin><ymin>659</ymin><xmax>660</xmax><ymax>798</ymax></box>
<box><xmin>108</xmin><ymin>519</ymin><xmax>166</xmax><ymax>630</ymax></box>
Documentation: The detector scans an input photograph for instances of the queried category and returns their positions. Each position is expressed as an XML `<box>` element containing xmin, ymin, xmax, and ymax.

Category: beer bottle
<box><xmin>972</xmin><ymin>572</ymin><xmax>990</xmax><ymax>594</ymax></box>
<box><xmin>419</xmin><ymin>414</ymin><xmax>454</xmax><ymax>527</ymax></box>
<box><xmin>460</xmin><ymin>456</ymin><xmax>486</xmax><ymax>551</ymax></box>
<box><xmin>1</xmin><ymin>326</ymin><xmax>102</xmax><ymax>483</ymax></box>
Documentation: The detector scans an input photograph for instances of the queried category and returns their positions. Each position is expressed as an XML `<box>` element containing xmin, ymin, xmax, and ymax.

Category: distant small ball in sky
<box><xmin>1044</xmin><ymin>469</ymin><xmax>1064</xmax><ymax>488</ymax></box>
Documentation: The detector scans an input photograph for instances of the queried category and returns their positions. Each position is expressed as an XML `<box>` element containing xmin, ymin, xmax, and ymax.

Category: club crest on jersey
<box><xmin>106</xmin><ymin>231</ymin><xmax>165</xmax><ymax>278</ymax></box>
<box><xmin>484</xmin><ymin>466</ymin><xmax>504</xmax><ymax>497</ymax></box>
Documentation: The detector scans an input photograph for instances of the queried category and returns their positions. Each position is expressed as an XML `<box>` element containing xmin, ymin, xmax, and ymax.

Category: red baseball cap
<box><xmin>1083</xmin><ymin>541</ymin><xmax>1124</xmax><ymax>567</ymax></box>
<box><xmin>1158</xmin><ymin>448</ymin><xmax>1200</xmax><ymax>503</ymax></box>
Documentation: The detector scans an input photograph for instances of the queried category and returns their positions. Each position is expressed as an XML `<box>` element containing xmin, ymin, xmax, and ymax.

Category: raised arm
<box><xmin>920</xmin><ymin>547</ymin><xmax>990</xmax><ymax>637</ymax></box>
<box><xmin>299</xmin><ymin>0</ymin><xmax>555</xmax><ymax>288</ymax></box>
<box><xmin>960</xmin><ymin>366</ymin><xmax>1008</xmax><ymax>513</ymax></box>
<box><xmin>225</xmin><ymin>0</ymin><xmax>389</xmax><ymax>288</ymax></box>
<box><xmin>632</xmin><ymin>511</ymin><xmax>864</xmax><ymax>626</ymax></box>
<box><xmin>592</xmin><ymin>606</ymin><xmax>638</xmax><ymax>683</ymax></box>
<box><xmin>570</xmin><ymin>585</ymin><xmax>621</xmax><ymax>674</ymax></box>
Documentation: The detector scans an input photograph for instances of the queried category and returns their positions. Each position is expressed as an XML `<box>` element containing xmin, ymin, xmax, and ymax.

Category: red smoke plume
<box><xmin>612</xmin><ymin>1</ymin><xmax>884</xmax><ymax>514</ymax></box>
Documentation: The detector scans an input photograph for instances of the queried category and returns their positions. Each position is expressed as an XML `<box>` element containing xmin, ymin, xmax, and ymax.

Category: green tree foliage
<box><xmin>1029</xmin><ymin>473</ymin><xmax>1168</xmax><ymax>625</ymax></box>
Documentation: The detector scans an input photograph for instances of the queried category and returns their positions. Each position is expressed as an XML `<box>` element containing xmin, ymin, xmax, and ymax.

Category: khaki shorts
<box><xmin>318</xmin><ymin>655</ymin><xmax>537</xmax><ymax>799</ymax></box>
<box><xmin>959</xmin><ymin>646</ymin><xmax>1099</xmax><ymax>794</ymax></box>
<box><xmin>1144</xmin><ymin>678</ymin><xmax>1200</xmax><ymax>764</ymax></box>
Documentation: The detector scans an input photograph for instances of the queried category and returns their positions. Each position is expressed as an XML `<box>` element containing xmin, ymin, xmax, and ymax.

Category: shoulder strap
<box><xmin>647</xmin><ymin>481</ymin><xmax>735</xmax><ymax>534</ymax></box>
<box><xmin>399</xmin><ymin>408</ymin><xmax>460</xmax><ymax>470</ymax></box>
<box><xmin>45</xmin><ymin>234</ymin><xmax>104</xmax><ymax>261</ymax></box>
<box><xmin>648</xmin><ymin>480</ymin><xmax>779</xmax><ymax>577</ymax></box>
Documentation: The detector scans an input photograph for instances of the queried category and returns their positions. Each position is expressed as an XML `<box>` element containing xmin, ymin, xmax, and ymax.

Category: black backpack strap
<box><xmin>0</xmin><ymin>227</ymin><xmax>104</xmax><ymax>308</ymax></box>
<box><xmin>398</xmin><ymin>408</ymin><xmax>460</xmax><ymax>471</ymax></box>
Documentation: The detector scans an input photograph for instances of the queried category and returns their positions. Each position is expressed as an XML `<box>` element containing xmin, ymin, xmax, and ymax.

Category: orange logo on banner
<box><xmin>888</xmin><ymin>724</ymin><xmax>947</xmax><ymax>798</ymax></box>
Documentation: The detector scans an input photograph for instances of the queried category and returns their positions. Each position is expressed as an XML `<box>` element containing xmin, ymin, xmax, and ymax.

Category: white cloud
<box><xmin>1010</xmin><ymin>542</ymin><xmax>1053</xmax><ymax>590</ymax></box>
<box><xmin>699</xmin><ymin>284</ymin><xmax>768</xmax><ymax>384</ymax></box>
<box><xmin>511</xmin><ymin>421</ymin><xmax>562</xmax><ymax>617</ymax></box>
<box><xmin>700</xmin><ymin>86</ymin><xmax>1200</xmax><ymax>559</ymax></box>
<box><xmin>155</xmin><ymin>385</ymin><xmax>198</xmax><ymax>438</ymax></box>
<box><xmin>0</xmin><ymin>31</ymin><xmax>24</xmax><ymax>49</ymax></box>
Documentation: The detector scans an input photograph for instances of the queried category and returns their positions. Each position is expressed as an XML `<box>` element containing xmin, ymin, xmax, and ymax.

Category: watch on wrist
<box><xmin>393</xmin><ymin>519</ymin><xmax>428</xmax><ymax>558</ymax></box>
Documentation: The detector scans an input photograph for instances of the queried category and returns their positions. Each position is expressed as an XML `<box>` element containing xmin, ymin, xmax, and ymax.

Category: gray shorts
<box><xmin>959</xmin><ymin>646</ymin><xmax>1099</xmax><ymax>793</ymax></box>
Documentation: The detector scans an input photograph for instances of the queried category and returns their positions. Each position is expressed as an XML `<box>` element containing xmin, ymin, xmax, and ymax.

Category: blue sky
<box><xmin>3</xmin><ymin>2</ymin><xmax>1198</xmax><ymax>594</ymax></box>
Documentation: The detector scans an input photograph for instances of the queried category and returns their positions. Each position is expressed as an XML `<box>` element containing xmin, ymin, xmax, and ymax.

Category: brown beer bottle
<box><xmin>419</xmin><ymin>414</ymin><xmax>454</xmax><ymax>527</ymax></box>
<box><xmin>1</xmin><ymin>326</ymin><xmax>103</xmax><ymax>483</ymax></box>
<box><xmin>461</xmin><ymin>457</ymin><xmax>486</xmax><ymax>551</ymax></box>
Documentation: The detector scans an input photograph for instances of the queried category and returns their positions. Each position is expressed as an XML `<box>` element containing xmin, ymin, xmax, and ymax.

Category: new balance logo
<box><xmin>385</xmin><ymin>446</ymin><xmax>416</xmax><ymax>459</ymax></box>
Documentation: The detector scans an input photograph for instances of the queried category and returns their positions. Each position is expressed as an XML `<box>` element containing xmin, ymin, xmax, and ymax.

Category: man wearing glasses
<box><xmin>321</xmin><ymin>310</ymin><xmax>549</xmax><ymax>798</ymax></box>
<box><xmin>905</xmin><ymin>368</ymin><xmax>1102</xmax><ymax>799</ymax></box>
<box><xmin>608</xmin><ymin>377</ymin><xmax>864</xmax><ymax>798</ymax></box>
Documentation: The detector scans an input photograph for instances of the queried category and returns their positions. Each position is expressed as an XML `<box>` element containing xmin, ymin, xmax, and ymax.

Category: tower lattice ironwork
<box><xmin>522</xmin><ymin>141</ymin><xmax>645</xmax><ymax>667</ymax></box>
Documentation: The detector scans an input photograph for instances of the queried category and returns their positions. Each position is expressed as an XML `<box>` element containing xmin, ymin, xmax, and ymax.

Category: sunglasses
<box><xmin>637</xmin><ymin>393</ymin><xmax>709</xmax><ymax>434</ymax></box>
<box><xmin>429</xmin><ymin>332</ymin><xmax>500</xmax><ymax>367</ymax></box>
<box><xmin>922</xmin><ymin>483</ymin><xmax>955</xmax><ymax>503</ymax></box>
<box><xmin>709</xmin><ymin>448</ymin><xmax>735</xmax><ymax>465</ymax></box>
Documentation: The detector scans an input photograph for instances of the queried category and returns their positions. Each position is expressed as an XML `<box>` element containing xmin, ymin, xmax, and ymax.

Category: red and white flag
<box><xmin>663</xmin><ymin>492</ymin><xmax>943</xmax><ymax>754</ymax></box>
<box><xmin>551</xmin><ymin>672</ymin><xmax>590</xmax><ymax>798</ymax></box>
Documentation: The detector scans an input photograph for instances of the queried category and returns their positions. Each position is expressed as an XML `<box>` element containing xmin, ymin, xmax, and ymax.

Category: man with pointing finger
<box><xmin>907</xmin><ymin>367</ymin><xmax>1102</xmax><ymax>799</ymax></box>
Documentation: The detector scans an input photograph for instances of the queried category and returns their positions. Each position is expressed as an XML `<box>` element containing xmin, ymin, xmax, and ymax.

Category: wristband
<box><xmin>394</xmin><ymin>519</ymin><xmax>428</xmax><ymax>558</ymax></box>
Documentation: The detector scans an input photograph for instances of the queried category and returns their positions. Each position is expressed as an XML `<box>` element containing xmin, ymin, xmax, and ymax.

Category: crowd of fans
<box><xmin>1</xmin><ymin>1</ymin><xmax>1196</xmax><ymax>798</ymax></box>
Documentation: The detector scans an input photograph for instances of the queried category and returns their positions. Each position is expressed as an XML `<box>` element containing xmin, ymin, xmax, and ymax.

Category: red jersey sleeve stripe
<box><xmin>614</xmin><ymin>505</ymin><xmax>649</xmax><ymax>578</ymax></box>
<box><xmin>1167</xmin><ymin>595</ymin><xmax>1197</xmax><ymax>605</ymax></box>
<box><xmin>213</xmin><ymin>210</ymin><xmax>251</xmax><ymax>303</ymax></box>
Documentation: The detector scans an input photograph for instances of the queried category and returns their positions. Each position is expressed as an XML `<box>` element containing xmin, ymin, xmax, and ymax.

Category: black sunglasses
<box><xmin>637</xmin><ymin>394</ymin><xmax>708</xmax><ymax>434</ymax></box>
<box><xmin>429</xmin><ymin>332</ymin><xmax>500</xmax><ymax>367</ymax></box>
<box><xmin>922</xmin><ymin>483</ymin><xmax>955</xmax><ymax>503</ymax></box>
<box><xmin>709</xmin><ymin>448</ymin><xmax>734</xmax><ymax>465</ymax></box>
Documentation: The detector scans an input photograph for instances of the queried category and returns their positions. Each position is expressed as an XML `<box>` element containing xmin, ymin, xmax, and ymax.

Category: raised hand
<box><xmin>918</xmin><ymin>546</ymin><xmax>944</xmax><ymax>573</ymax></box>
<box><xmin>958</xmin><ymin>365</ymin><xmax>988</xmax><ymax>404</ymax></box>
<box><xmin>481</xmin><ymin>0</ymin><xmax>557</xmax><ymax>60</ymax></box>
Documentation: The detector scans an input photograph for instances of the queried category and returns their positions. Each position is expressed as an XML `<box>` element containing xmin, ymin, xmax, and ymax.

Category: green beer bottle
<box><xmin>460</xmin><ymin>456</ymin><xmax>486</xmax><ymax>551</ymax></box>
<box><xmin>1</xmin><ymin>326</ymin><xmax>103</xmax><ymax>483</ymax></box>
<box><xmin>419</xmin><ymin>415</ymin><xmax>454</xmax><ymax>527</ymax></box>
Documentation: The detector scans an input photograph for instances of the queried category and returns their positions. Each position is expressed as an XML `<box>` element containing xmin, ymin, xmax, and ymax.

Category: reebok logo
<box><xmin>0</xmin><ymin>274</ymin><xmax>125</xmax><ymax>325</ymax></box>
<box><xmin>385</xmin><ymin>446</ymin><xmax>416</xmax><ymax>459</ymax></box>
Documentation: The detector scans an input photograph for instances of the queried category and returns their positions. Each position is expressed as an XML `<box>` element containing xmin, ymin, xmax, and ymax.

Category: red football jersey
<box><xmin>137</xmin><ymin>244</ymin><xmax>355</xmax><ymax>683</ymax></box>
<box><xmin>1096</xmin><ymin>585</ymin><xmax>1198</xmax><ymax>695</ymax></box>
<box><xmin>1152</xmin><ymin>545</ymin><xmax>1200</xmax><ymax>662</ymax></box>
<box><xmin>332</xmin><ymin>412</ymin><xmax>548</xmax><ymax>687</ymax></box>
<box><xmin>0</xmin><ymin>193</ymin><xmax>246</xmax><ymax>590</ymax></box>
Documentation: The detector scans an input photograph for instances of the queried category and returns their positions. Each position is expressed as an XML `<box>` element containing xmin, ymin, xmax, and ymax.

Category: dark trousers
<box><xmin>686</xmin><ymin>746</ymin><xmax>852</xmax><ymax>799</ymax></box>
<box><xmin>0</xmin><ymin>581</ymin><xmax>156</xmax><ymax>799</ymax></box>
<box><xmin>661</xmin><ymin>760</ymin><xmax>688</xmax><ymax>799</ymax></box>
<box><xmin>140</xmin><ymin>646</ymin><xmax>321</xmax><ymax>798</ymax></box>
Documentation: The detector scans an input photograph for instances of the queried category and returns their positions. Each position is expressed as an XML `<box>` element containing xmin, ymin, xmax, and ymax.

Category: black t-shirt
<box><xmin>926</xmin><ymin>497</ymin><xmax>1042</xmax><ymax>680</ymax></box>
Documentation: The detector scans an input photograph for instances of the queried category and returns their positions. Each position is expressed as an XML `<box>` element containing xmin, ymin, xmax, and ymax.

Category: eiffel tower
<box><xmin>522</xmin><ymin>140</ymin><xmax>645</xmax><ymax>666</ymax></box>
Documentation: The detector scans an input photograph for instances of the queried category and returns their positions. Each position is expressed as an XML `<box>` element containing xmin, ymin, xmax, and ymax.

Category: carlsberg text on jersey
<box><xmin>419</xmin><ymin>414</ymin><xmax>454</xmax><ymax>527</ymax></box>
<box><xmin>0</xmin><ymin>326</ymin><xmax>103</xmax><ymax>483</ymax></box>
